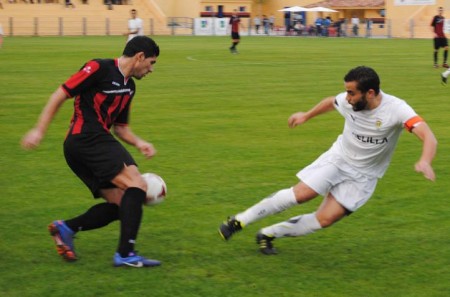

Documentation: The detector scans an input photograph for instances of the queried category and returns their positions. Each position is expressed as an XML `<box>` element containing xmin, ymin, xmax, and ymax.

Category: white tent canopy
<box><xmin>307</xmin><ymin>6</ymin><xmax>338</xmax><ymax>13</ymax></box>
<box><xmin>278</xmin><ymin>6</ymin><xmax>309</xmax><ymax>12</ymax></box>
<box><xmin>278</xmin><ymin>6</ymin><xmax>338</xmax><ymax>13</ymax></box>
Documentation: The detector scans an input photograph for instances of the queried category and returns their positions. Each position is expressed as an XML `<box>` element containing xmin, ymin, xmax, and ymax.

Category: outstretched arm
<box><xmin>21</xmin><ymin>87</ymin><xmax>69</xmax><ymax>150</ymax></box>
<box><xmin>411</xmin><ymin>122</ymin><xmax>437</xmax><ymax>181</ymax></box>
<box><xmin>288</xmin><ymin>96</ymin><xmax>336</xmax><ymax>128</ymax></box>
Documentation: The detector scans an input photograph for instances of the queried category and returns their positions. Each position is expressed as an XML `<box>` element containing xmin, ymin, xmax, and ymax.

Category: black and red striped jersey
<box><xmin>431</xmin><ymin>15</ymin><xmax>446</xmax><ymax>38</ymax></box>
<box><xmin>62</xmin><ymin>58</ymin><xmax>135</xmax><ymax>136</ymax></box>
<box><xmin>229</xmin><ymin>16</ymin><xmax>240</xmax><ymax>33</ymax></box>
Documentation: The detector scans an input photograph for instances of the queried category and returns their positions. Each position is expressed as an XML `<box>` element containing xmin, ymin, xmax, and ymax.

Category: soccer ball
<box><xmin>142</xmin><ymin>173</ymin><xmax>167</xmax><ymax>206</ymax></box>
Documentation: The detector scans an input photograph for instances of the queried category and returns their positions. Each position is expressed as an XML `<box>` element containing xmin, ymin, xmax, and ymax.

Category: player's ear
<box><xmin>135</xmin><ymin>52</ymin><xmax>146</xmax><ymax>61</ymax></box>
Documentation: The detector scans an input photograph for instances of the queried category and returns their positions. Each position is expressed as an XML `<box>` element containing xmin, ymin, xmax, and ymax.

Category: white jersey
<box><xmin>330</xmin><ymin>91</ymin><xmax>420</xmax><ymax>178</ymax></box>
<box><xmin>127</xmin><ymin>18</ymin><xmax>144</xmax><ymax>42</ymax></box>
<box><xmin>351</xmin><ymin>17</ymin><xmax>360</xmax><ymax>26</ymax></box>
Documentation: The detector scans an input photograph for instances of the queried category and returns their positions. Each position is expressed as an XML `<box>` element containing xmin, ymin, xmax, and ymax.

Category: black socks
<box><xmin>63</xmin><ymin>187</ymin><xmax>146</xmax><ymax>258</ymax></box>
<box><xmin>65</xmin><ymin>202</ymin><xmax>119</xmax><ymax>232</ymax></box>
<box><xmin>117</xmin><ymin>187</ymin><xmax>146</xmax><ymax>257</ymax></box>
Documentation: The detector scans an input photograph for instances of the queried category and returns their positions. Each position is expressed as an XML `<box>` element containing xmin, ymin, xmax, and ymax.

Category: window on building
<box><xmin>239</xmin><ymin>6</ymin><xmax>246</xmax><ymax>12</ymax></box>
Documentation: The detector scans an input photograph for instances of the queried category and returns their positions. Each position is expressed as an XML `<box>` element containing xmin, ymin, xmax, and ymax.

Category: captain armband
<box><xmin>404</xmin><ymin>116</ymin><xmax>424</xmax><ymax>132</ymax></box>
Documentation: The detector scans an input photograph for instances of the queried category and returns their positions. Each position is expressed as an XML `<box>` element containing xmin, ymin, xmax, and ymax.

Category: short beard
<box><xmin>352</xmin><ymin>94</ymin><xmax>368</xmax><ymax>111</ymax></box>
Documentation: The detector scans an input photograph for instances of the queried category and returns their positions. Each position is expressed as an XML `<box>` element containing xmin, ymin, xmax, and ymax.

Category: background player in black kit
<box><xmin>431</xmin><ymin>6</ymin><xmax>449</xmax><ymax>68</ymax></box>
<box><xmin>21</xmin><ymin>36</ymin><xmax>161</xmax><ymax>268</ymax></box>
<box><xmin>229</xmin><ymin>9</ymin><xmax>245</xmax><ymax>54</ymax></box>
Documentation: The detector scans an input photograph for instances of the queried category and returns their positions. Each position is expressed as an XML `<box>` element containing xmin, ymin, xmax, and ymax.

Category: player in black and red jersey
<box><xmin>229</xmin><ymin>9</ymin><xmax>245</xmax><ymax>54</ymax></box>
<box><xmin>431</xmin><ymin>6</ymin><xmax>449</xmax><ymax>68</ymax></box>
<box><xmin>21</xmin><ymin>36</ymin><xmax>162</xmax><ymax>268</ymax></box>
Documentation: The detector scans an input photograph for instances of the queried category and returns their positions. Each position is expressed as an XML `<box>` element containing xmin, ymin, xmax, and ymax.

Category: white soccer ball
<box><xmin>142</xmin><ymin>173</ymin><xmax>167</xmax><ymax>206</ymax></box>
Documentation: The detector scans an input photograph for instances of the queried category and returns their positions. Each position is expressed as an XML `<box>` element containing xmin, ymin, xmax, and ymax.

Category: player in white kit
<box><xmin>219</xmin><ymin>66</ymin><xmax>437</xmax><ymax>254</ymax></box>
<box><xmin>125</xmin><ymin>9</ymin><xmax>144</xmax><ymax>43</ymax></box>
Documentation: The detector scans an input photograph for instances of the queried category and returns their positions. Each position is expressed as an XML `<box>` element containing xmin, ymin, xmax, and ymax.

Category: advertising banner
<box><xmin>394</xmin><ymin>0</ymin><xmax>435</xmax><ymax>5</ymax></box>
<box><xmin>194</xmin><ymin>18</ymin><xmax>230</xmax><ymax>35</ymax></box>
<box><xmin>214</xmin><ymin>18</ymin><xmax>229</xmax><ymax>36</ymax></box>
<box><xmin>445</xmin><ymin>19</ymin><xmax>450</xmax><ymax>34</ymax></box>
<box><xmin>194</xmin><ymin>18</ymin><xmax>213</xmax><ymax>35</ymax></box>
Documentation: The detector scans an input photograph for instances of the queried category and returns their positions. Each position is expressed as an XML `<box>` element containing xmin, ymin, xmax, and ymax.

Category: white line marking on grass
<box><xmin>186</xmin><ymin>55</ymin><xmax>293</xmax><ymax>67</ymax></box>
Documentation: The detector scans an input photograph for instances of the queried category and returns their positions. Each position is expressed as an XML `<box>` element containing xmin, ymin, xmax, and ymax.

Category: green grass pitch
<box><xmin>0</xmin><ymin>35</ymin><xmax>449</xmax><ymax>297</ymax></box>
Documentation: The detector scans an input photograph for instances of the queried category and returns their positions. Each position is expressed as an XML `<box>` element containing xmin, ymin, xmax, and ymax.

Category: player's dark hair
<box><xmin>344</xmin><ymin>66</ymin><xmax>380</xmax><ymax>95</ymax></box>
<box><xmin>123</xmin><ymin>36</ymin><xmax>160</xmax><ymax>58</ymax></box>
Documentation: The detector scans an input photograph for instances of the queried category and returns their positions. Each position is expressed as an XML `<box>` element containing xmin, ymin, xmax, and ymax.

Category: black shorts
<box><xmin>434</xmin><ymin>37</ymin><xmax>448</xmax><ymax>49</ymax></box>
<box><xmin>231</xmin><ymin>32</ymin><xmax>240</xmax><ymax>40</ymax></box>
<box><xmin>64</xmin><ymin>133</ymin><xmax>137</xmax><ymax>198</ymax></box>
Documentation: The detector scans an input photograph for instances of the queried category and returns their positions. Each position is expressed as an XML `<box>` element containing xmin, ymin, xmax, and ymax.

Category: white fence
<box><xmin>0</xmin><ymin>15</ymin><xmax>437</xmax><ymax>39</ymax></box>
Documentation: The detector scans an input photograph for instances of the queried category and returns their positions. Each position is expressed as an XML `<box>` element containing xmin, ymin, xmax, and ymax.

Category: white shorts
<box><xmin>297</xmin><ymin>150</ymin><xmax>378</xmax><ymax>212</ymax></box>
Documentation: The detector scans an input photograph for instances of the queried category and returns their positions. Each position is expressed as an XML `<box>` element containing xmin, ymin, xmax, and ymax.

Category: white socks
<box><xmin>261</xmin><ymin>213</ymin><xmax>322</xmax><ymax>238</ymax></box>
<box><xmin>443</xmin><ymin>69</ymin><xmax>450</xmax><ymax>78</ymax></box>
<box><xmin>235</xmin><ymin>188</ymin><xmax>298</xmax><ymax>226</ymax></box>
<box><xmin>234</xmin><ymin>188</ymin><xmax>323</xmax><ymax>239</ymax></box>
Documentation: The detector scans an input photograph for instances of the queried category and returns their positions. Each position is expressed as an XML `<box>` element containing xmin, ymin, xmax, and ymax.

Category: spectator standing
<box><xmin>254</xmin><ymin>15</ymin><xmax>261</xmax><ymax>34</ymax></box>
<box><xmin>269</xmin><ymin>15</ymin><xmax>275</xmax><ymax>32</ymax></box>
<box><xmin>323</xmin><ymin>16</ymin><xmax>332</xmax><ymax>36</ymax></box>
<box><xmin>351</xmin><ymin>15</ymin><xmax>360</xmax><ymax>36</ymax></box>
<box><xmin>334</xmin><ymin>20</ymin><xmax>341</xmax><ymax>37</ymax></box>
<box><xmin>263</xmin><ymin>15</ymin><xmax>270</xmax><ymax>35</ymax></box>
<box><xmin>315</xmin><ymin>17</ymin><xmax>323</xmax><ymax>36</ymax></box>
<box><xmin>366</xmin><ymin>18</ymin><xmax>373</xmax><ymax>38</ymax></box>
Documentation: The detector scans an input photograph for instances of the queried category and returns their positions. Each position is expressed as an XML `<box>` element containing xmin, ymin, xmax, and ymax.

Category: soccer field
<box><xmin>0</xmin><ymin>36</ymin><xmax>449</xmax><ymax>297</ymax></box>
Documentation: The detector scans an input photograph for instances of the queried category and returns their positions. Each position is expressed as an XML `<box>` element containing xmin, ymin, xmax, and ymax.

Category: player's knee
<box><xmin>120</xmin><ymin>175</ymin><xmax>147</xmax><ymax>192</ymax></box>
<box><xmin>101</xmin><ymin>188</ymin><xmax>124</xmax><ymax>205</ymax></box>
<box><xmin>292</xmin><ymin>182</ymin><xmax>319</xmax><ymax>203</ymax></box>
<box><xmin>116</xmin><ymin>165</ymin><xmax>147</xmax><ymax>191</ymax></box>
<box><xmin>315</xmin><ymin>214</ymin><xmax>338</xmax><ymax>228</ymax></box>
<box><xmin>133</xmin><ymin>176</ymin><xmax>147</xmax><ymax>192</ymax></box>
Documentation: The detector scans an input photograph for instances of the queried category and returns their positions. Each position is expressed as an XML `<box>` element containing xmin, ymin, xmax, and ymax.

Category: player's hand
<box><xmin>288</xmin><ymin>112</ymin><xmax>308</xmax><ymax>128</ymax></box>
<box><xmin>21</xmin><ymin>128</ymin><xmax>44</xmax><ymax>150</ymax></box>
<box><xmin>415</xmin><ymin>160</ymin><xmax>435</xmax><ymax>181</ymax></box>
<box><xmin>136</xmin><ymin>140</ymin><xmax>156</xmax><ymax>159</ymax></box>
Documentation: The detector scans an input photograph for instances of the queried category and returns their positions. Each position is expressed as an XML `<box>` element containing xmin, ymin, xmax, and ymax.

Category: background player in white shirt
<box><xmin>125</xmin><ymin>9</ymin><xmax>144</xmax><ymax>42</ymax></box>
<box><xmin>219</xmin><ymin>66</ymin><xmax>437</xmax><ymax>255</ymax></box>
<box><xmin>0</xmin><ymin>22</ymin><xmax>3</xmax><ymax>49</ymax></box>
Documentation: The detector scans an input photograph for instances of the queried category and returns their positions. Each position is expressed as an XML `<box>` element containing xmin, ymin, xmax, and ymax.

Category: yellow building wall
<box><xmin>255</xmin><ymin>0</ymin><xmax>378</xmax><ymax>28</ymax></box>
<box><xmin>200</xmin><ymin>0</ymin><xmax>253</xmax><ymax>15</ymax></box>
<box><xmin>114</xmin><ymin>0</ymin><xmax>450</xmax><ymax>38</ymax></box>
<box><xmin>386</xmin><ymin>0</ymin><xmax>449</xmax><ymax>38</ymax></box>
<box><xmin>256</xmin><ymin>0</ymin><xmax>449</xmax><ymax>38</ymax></box>
<box><xmin>152</xmin><ymin>0</ymin><xmax>198</xmax><ymax>18</ymax></box>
